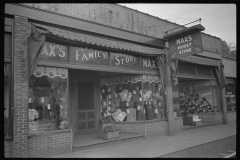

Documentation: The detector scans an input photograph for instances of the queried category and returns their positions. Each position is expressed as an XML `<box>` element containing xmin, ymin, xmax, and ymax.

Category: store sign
<box><xmin>40</xmin><ymin>42</ymin><xmax>68</xmax><ymax>62</ymax></box>
<box><xmin>169</xmin><ymin>31</ymin><xmax>203</xmax><ymax>59</ymax></box>
<box><xmin>69</xmin><ymin>47</ymin><xmax>109</xmax><ymax>66</ymax></box>
<box><xmin>111</xmin><ymin>52</ymin><xmax>140</xmax><ymax>69</ymax></box>
<box><xmin>39</xmin><ymin>42</ymin><xmax>158</xmax><ymax>73</ymax></box>
<box><xmin>142</xmin><ymin>58</ymin><xmax>158</xmax><ymax>69</ymax></box>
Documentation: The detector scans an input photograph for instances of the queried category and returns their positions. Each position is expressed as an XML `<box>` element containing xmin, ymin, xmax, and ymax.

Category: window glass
<box><xmin>178</xmin><ymin>62</ymin><xmax>196</xmax><ymax>75</ymax></box>
<box><xmin>4</xmin><ymin>64</ymin><xmax>10</xmax><ymax>137</ymax></box>
<box><xmin>196</xmin><ymin>64</ymin><xmax>212</xmax><ymax>76</ymax></box>
<box><xmin>99</xmin><ymin>75</ymin><xmax>165</xmax><ymax>123</ymax></box>
<box><xmin>179</xmin><ymin>80</ymin><xmax>217</xmax><ymax>115</ymax></box>
<box><xmin>4</xmin><ymin>33</ymin><xmax>11</xmax><ymax>58</ymax></box>
<box><xmin>225</xmin><ymin>78</ymin><xmax>236</xmax><ymax>111</ymax></box>
<box><xmin>28</xmin><ymin>67</ymin><xmax>68</xmax><ymax>133</ymax></box>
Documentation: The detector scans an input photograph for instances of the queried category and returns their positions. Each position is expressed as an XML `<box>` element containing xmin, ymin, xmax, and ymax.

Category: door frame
<box><xmin>75</xmin><ymin>78</ymin><xmax>99</xmax><ymax>135</ymax></box>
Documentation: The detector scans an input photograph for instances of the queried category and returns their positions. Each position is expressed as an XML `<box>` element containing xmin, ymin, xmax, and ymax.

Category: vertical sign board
<box><xmin>69</xmin><ymin>47</ymin><xmax>109</xmax><ymax>66</ymax></box>
<box><xmin>39</xmin><ymin>42</ymin><xmax>68</xmax><ymax>62</ymax></box>
<box><xmin>111</xmin><ymin>52</ymin><xmax>140</xmax><ymax>69</ymax></box>
<box><xmin>169</xmin><ymin>31</ymin><xmax>203</xmax><ymax>59</ymax></box>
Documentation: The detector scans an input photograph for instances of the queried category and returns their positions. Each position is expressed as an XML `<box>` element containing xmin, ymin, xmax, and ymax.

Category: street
<box><xmin>159</xmin><ymin>136</ymin><xmax>236</xmax><ymax>158</ymax></box>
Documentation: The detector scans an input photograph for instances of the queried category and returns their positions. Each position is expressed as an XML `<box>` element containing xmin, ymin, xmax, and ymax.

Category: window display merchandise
<box><xmin>28</xmin><ymin>66</ymin><xmax>69</xmax><ymax>133</ymax></box>
<box><xmin>225</xmin><ymin>79</ymin><xmax>236</xmax><ymax>112</ymax></box>
<box><xmin>179</xmin><ymin>80</ymin><xmax>218</xmax><ymax>116</ymax></box>
<box><xmin>99</xmin><ymin>75</ymin><xmax>165</xmax><ymax>123</ymax></box>
<box><xmin>177</xmin><ymin>80</ymin><xmax>218</xmax><ymax>126</ymax></box>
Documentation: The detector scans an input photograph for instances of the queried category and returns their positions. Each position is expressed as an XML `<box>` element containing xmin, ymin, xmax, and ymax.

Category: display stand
<box><xmin>183</xmin><ymin>113</ymin><xmax>201</xmax><ymax>126</ymax></box>
<box><xmin>98</xmin><ymin>116</ymin><xmax>119</xmax><ymax>140</ymax></box>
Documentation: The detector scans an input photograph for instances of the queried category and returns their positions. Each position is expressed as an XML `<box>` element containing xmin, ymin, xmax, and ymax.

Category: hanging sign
<box><xmin>169</xmin><ymin>31</ymin><xmax>203</xmax><ymax>59</ymax></box>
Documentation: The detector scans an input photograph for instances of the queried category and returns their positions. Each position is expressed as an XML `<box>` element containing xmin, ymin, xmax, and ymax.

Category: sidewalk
<box><xmin>52</xmin><ymin>123</ymin><xmax>236</xmax><ymax>158</ymax></box>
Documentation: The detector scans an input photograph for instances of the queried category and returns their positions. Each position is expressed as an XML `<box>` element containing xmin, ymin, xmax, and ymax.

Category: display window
<box><xmin>176</xmin><ymin>80</ymin><xmax>219</xmax><ymax>117</ymax></box>
<box><xmin>99</xmin><ymin>75</ymin><xmax>165</xmax><ymax>122</ymax></box>
<box><xmin>225</xmin><ymin>78</ymin><xmax>236</xmax><ymax>111</ymax></box>
<box><xmin>28</xmin><ymin>66</ymin><xmax>69</xmax><ymax>133</ymax></box>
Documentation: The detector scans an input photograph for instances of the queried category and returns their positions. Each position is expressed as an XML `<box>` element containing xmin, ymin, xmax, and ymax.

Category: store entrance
<box><xmin>77</xmin><ymin>80</ymin><xmax>96</xmax><ymax>134</ymax></box>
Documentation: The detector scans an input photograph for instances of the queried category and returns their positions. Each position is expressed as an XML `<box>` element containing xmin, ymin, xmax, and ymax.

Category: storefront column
<box><xmin>12</xmin><ymin>15</ymin><xmax>29</xmax><ymax>157</ymax></box>
<box><xmin>221</xmin><ymin>88</ymin><xmax>228</xmax><ymax>124</ymax></box>
<box><xmin>164</xmin><ymin>48</ymin><xmax>176</xmax><ymax>136</ymax></box>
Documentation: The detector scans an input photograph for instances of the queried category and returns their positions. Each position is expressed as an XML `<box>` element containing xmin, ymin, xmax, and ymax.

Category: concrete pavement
<box><xmin>51</xmin><ymin>123</ymin><xmax>236</xmax><ymax>158</ymax></box>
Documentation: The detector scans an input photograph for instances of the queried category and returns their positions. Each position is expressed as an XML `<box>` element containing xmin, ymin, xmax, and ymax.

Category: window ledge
<box><xmin>28</xmin><ymin>129</ymin><xmax>72</xmax><ymax>138</ymax></box>
<box><xmin>115</xmin><ymin>118</ymin><xmax>167</xmax><ymax>124</ymax></box>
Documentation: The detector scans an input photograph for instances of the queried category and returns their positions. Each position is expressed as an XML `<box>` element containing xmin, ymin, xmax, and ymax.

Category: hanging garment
<box><xmin>143</xmin><ymin>90</ymin><xmax>152</xmax><ymax>101</ymax></box>
<box><xmin>136</xmin><ymin>105</ymin><xmax>145</xmax><ymax>121</ymax></box>
<box><xmin>126</xmin><ymin>108</ymin><xmax>137</xmax><ymax>122</ymax></box>
<box><xmin>113</xmin><ymin>93</ymin><xmax>121</xmax><ymax>104</ymax></box>
<box><xmin>100</xmin><ymin>85</ymin><xmax>108</xmax><ymax>100</ymax></box>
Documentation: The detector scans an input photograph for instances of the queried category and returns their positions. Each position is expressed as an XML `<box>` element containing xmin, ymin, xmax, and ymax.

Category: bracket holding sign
<box><xmin>163</xmin><ymin>24</ymin><xmax>205</xmax><ymax>59</ymax></box>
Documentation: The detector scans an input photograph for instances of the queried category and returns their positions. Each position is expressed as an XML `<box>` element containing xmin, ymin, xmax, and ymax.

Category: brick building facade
<box><xmin>4</xmin><ymin>3</ymin><xmax>235</xmax><ymax>158</ymax></box>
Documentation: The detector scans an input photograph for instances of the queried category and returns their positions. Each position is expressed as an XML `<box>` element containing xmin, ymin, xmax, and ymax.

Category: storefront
<box><xmin>164</xmin><ymin>24</ymin><xmax>227</xmax><ymax>127</ymax></box>
<box><xmin>172</xmin><ymin>57</ymin><xmax>223</xmax><ymax>126</ymax></box>
<box><xmin>222</xmin><ymin>55</ymin><xmax>236</xmax><ymax>124</ymax></box>
<box><xmin>25</xmin><ymin>22</ymin><xmax>169</xmax><ymax>151</ymax></box>
<box><xmin>5</xmin><ymin>3</ymin><xmax>233</xmax><ymax>158</ymax></box>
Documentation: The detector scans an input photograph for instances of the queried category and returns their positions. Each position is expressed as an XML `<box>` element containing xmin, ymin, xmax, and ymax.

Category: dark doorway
<box><xmin>77</xmin><ymin>80</ymin><xmax>96</xmax><ymax>134</ymax></box>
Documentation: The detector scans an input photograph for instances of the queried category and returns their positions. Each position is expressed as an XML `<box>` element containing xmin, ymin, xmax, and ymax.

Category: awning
<box><xmin>31</xmin><ymin>23</ymin><xmax>163</xmax><ymax>56</ymax></box>
<box><xmin>178</xmin><ymin>55</ymin><xmax>220</xmax><ymax>66</ymax></box>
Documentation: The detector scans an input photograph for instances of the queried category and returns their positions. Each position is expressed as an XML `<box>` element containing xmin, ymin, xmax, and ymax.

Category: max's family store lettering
<box><xmin>39</xmin><ymin>42</ymin><xmax>158</xmax><ymax>69</ymax></box>
<box><xmin>169</xmin><ymin>31</ymin><xmax>203</xmax><ymax>59</ymax></box>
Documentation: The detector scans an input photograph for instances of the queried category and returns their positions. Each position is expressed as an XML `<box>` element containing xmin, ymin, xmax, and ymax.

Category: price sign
<box><xmin>137</xmin><ymin>106</ymin><xmax>140</xmax><ymax>110</ymax></box>
<box><xmin>104</xmin><ymin>102</ymin><xmax>106</xmax><ymax>105</ymax></box>
<box><xmin>47</xmin><ymin>104</ymin><xmax>51</xmax><ymax>109</ymax></box>
<box><xmin>126</xmin><ymin>102</ymin><xmax>129</xmax><ymax>106</ymax></box>
<box><xmin>139</xmin><ymin>97</ymin><xmax>142</xmax><ymax>101</ymax></box>
<box><xmin>108</xmin><ymin>101</ymin><xmax>111</xmax><ymax>105</ymax></box>
<box><xmin>133</xmin><ymin>90</ymin><xmax>136</xmax><ymax>94</ymax></box>
<box><xmin>127</xmin><ymin>109</ymin><xmax>130</xmax><ymax>113</ymax></box>
<box><xmin>144</xmin><ymin>109</ymin><xmax>146</xmax><ymax>113</ymax></box>
<box><xmin>155</xmin><ymin>109</ymin><xmax>158</xmax><ymax>113</ymax></box>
